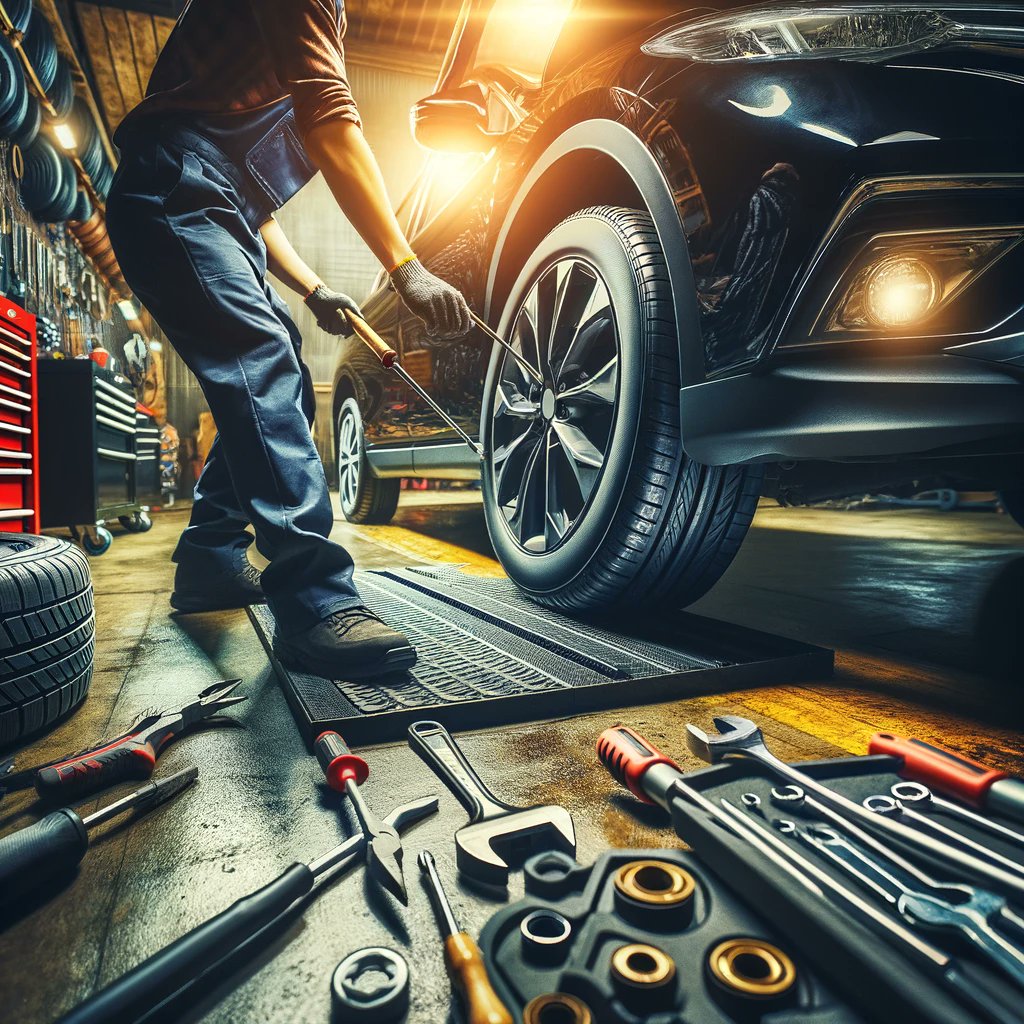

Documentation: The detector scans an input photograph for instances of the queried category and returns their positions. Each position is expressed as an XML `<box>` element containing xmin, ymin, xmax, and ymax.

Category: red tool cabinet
<box><xmin>0</xmin><ymin>296</ymin><xmax>39</xmax><ymax>533</ymax></box>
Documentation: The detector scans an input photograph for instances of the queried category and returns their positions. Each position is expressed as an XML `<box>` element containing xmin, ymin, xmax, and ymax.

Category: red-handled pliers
<box><xmin>1</xmin><ymin>679</ymin><xmax>245</xmax><ymax>802</ymax></box>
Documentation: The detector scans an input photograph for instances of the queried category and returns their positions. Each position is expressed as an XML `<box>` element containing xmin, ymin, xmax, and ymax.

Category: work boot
<box><xmin>170</xmin><ymin>561</ymin><xmax>265</xmax><ymax>613</ymax></box>
<box><xmin>273</xmin><ymin>606</ymin><xmax>417</xmax><ymax>679</ymax></box>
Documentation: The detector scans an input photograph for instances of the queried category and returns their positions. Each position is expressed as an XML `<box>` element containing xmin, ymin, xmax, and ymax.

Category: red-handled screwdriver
<box><xmin>315</xmin><ymin>730</ymin><xmax>408</xmax><ymax>903</ymax></box>
<box><xmin>596</xmin><ymin>724</ymin><xmax>684</xmax><ymax>805</ymax></box>
<box><xmin>869</xmin><ymin>733</ymin><xmax>1024</xmax><ymax>826</ymax></box>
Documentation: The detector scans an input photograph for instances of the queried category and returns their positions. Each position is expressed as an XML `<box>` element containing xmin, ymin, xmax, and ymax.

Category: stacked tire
<box><xmin>0</xmin><ymin>534</ymin><xmax>94</xmax><ymax>746</ymax></box>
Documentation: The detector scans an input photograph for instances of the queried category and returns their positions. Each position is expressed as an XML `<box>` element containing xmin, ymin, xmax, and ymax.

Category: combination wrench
<box><xmin>795</xmin><ymin>822</ymin><xmax>1024</xmax><ymax>991</ymax></box>
<box><xmin>865</xmin><ymin>793</ymin><xmax>1024</xmax><ymax>883</ymax></box>
<box><xmin>772</xmin><ymin>783</ymin><xmax>1024</xmax><ymax>937</ymax></box>
<box><xmin>891</xmin><ymin>781</ymin><xmax>1024</xmax><ymax>852</ymax></box>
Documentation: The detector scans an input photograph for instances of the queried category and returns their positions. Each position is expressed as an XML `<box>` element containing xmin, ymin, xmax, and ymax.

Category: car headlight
<box><xmin>816</xmin><ymin>230</ymin><xmax>1023</xmax><ymax>336</ymax></box>
<box><xmin>642</xmin><ymin>6</ymin><xmax>962</xmax><ymax>63</ymax></box>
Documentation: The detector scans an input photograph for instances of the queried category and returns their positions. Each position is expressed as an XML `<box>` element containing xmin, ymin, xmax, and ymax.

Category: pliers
<box><xmin>1</xmin><ymin>679</ymin><xmax>246</xmax><ymax>802</ymax></box>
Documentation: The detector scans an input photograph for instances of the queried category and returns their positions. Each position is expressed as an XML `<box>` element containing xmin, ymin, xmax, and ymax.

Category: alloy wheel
<box><xmin>338</xmin><ymin>408</ymin><xmax>361</xmax><ymax>516</ymax></box>
<box><xmin>490</xmin><ymin>257</ymin><xmax>619</xmax><ymax>553</ymax></box>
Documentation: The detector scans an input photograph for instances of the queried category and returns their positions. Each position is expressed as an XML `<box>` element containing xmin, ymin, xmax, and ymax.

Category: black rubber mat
<box><xmin>248</xmin><ymin>565</ymin><xmax>833</xmax><ymax>745</ymax></box>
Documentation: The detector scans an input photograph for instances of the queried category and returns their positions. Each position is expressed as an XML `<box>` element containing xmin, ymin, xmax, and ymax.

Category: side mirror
<box><xmin>411</xmin><ymin>84</ymin><xmax>494</xmax><ymax>154</ymax></box>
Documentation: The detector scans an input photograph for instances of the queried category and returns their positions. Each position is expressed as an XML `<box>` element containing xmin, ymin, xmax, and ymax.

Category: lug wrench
<box><xmin>348</xmin><ymin>311</ymin><xmax>543</xmax><ymax>462</ymax></box>
<box><xmin>349</xmin><ymin>312</ymin><xmax>484</xmax><ymax>458</ymax></box>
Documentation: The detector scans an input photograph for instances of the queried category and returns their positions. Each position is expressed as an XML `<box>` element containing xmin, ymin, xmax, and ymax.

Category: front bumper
<box><xmin>681</xmin><ymin>354</ymin><xmax>1024</xmax><ymax>466</ymax></box>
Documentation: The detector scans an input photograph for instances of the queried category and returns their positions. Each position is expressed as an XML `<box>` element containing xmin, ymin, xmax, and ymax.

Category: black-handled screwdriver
<box><xmin>0</xmin><ymin>766</ymin><xmax>198</xmax><ymax>907</ymax></box>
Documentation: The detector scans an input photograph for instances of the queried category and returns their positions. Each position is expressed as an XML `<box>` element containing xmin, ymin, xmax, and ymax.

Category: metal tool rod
<box><xmin>83</xmin><ymin>767</ymin><xmax>198</xmax><ymax>829</ymax></box>
<box><xmin>419</xmin><ymin>850</ymin><xmax>461</xmax><ymax>937</ymax></box>
<box><xmin>392</xmin><ymin>363</ymin><xmax>484</xmax><ymax>458</ymax></box>
<box><xmin>470</xmin><ymin>312</ymin><xmax>543</xmax><ymax>385</ymax></box>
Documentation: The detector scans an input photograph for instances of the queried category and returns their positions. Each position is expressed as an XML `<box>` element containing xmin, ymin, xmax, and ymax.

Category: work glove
<box><xmin>389</xmin><ymin>259</ymin><xmax>472</xmax><ymax>341</ymax></box>
<box><xmin>305</xmin><ymin>285</ymin><xmax>363</xmax><ymax>337</ymax></box>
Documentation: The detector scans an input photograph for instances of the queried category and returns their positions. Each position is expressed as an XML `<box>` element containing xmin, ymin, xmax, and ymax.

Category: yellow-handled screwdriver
<box><xmin>419</xmin><ymin>850</ymin><xmax>513</xmax><ymax>1024</ymax></box>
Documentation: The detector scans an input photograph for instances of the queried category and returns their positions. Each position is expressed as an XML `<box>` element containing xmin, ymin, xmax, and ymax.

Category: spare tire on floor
<box><xmin>0</xmin><ymin>534</ymin><xmax>94</xmax><ymax>746</ymax></box>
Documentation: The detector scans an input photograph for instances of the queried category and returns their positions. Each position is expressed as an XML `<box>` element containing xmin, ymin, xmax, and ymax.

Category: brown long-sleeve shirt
<box><xmin>118</xmin><ymin>0</ymin><xmax>361</xmax><ymax>141</ymax></box>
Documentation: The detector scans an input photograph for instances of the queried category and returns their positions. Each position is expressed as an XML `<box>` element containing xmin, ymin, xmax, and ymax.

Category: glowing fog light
<box><xmin>864</xmin><ymin>255</ymin><xmax>940</xmax><ymax>328</ymax></box>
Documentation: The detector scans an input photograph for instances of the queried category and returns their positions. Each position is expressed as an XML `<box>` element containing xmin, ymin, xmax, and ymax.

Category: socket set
<box><xmin>478</xmin><ymin>848</ymin><xmax>861</xmax><ymax>1024</ymax></box>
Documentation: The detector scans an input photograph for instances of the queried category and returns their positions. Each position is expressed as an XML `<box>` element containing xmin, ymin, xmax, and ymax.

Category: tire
<box><xmin>481</xmin><ymin>206</ymin><xmax>762</xmax><ymax>613</ymax></box>
<box><xmin>336</xmin><ymin>397</ymin><xmax>400</xmax><ymax>524</ymax></box>
<box><xmin>0</xmin><ymin>534</ymin><xmax>94</xmax><ymax>746</ymax></box>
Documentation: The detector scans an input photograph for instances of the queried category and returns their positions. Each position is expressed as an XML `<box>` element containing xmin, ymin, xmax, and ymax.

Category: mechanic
<box><xmin>105</xmin><ymin>0</ymin><xmax>473</xmax><ymax>679</ymax></box>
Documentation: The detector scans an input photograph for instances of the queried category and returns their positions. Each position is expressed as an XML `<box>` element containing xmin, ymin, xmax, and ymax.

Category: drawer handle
<box><xmin>0</xmin><ymin>507</ymin><xmax>33</xmax><ymax>519</ymax></box>
<box><xmin>96</xmin><ymin>413</ymin><xmax>136</xmax><ymax>435</ymax></box>
<box><xmin>97</xmin><ymin>447</ymin><xmax>138</xmax><ymax>462</ymax></box>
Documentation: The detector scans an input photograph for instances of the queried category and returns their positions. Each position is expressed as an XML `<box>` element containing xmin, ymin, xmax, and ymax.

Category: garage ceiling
<box><xmin>64</xmin><ymin>0</ymin><xmax>457</xmax><ymax>134</ymax></box>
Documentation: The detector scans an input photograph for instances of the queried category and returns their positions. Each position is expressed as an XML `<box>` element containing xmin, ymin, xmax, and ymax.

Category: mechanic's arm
<box><xmin>259</xmin><ymin>215</ymin><xmax>362</xmax><ymax>336</ymax></box>
<box><xmin>305</xmin><ymin>121</ymin><xmax>472</xmax><ymax>339</ymax></box>
<box><xmin>260</xmin><ymin>216</ymin><xmax>321</xmax><ymax>296</ymax></box>
<box><xmin>252</xmin><ymin>0</ymin><xmax>471</xmax><ymax>339</ymax></box>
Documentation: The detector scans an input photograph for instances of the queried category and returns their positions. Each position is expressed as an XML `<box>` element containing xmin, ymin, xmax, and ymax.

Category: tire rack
<box><xmin>0</xmin><ymin>295</ymin><xmax>39</xmax><ymax>532</ymax></box>
<box><xmin>0</xmin><ymin>0</ymin><xmax>129</xmax><ymax>297</ymax></box>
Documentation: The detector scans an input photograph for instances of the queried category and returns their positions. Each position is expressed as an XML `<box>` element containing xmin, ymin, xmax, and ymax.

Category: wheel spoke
<box><xmin>551</xmin><ymin>419</ymin><xmax>604</xmax><ymax>501</ymax></box>
<box><xmin>557</xmin><ymin>280</ymin><xmax>614</xmax><ymax>384</ymax></box>
<box><xmin>507</xmin><ymin>433</ymin><xmax>547</xmax><ymax>547</ymax></box>
<box><xmin>494</xmin><ymin>382</ymin><xmax>539</xmax><ymax>420</ymax></box>
<box><xmin>560</xmin><ymin>355</ymin><xmax>618</xmax><ymax>406</ymax></box>
<box><xmin>548</xmin><ymin>262</ymin><xmax>599</xmax><ymax>374</ymax></box>
<box><xmin>493</xmin><ymin>427</ymin><xmax>538</xmax><ymax>507</ymax></box>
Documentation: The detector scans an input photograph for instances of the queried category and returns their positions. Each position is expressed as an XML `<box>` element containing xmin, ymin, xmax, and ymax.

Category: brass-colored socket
<box><xmin>707</xmin><ymin>938</ymin><xmax>797</xmax><ymax>998</ymax></box>
<box><xmin>523</xmin><ymin>992</ymin><xmax>593</xmax><ymax>1024</ymax></box>
<box><xmin>611</xmin><ymin>943</ymin><xmax>677</xmax><ymax>989</ymax></box>
<box><xmin>613</xmin><ymin>860</ymin><xmax>695</xmax><ymax>907</ymax></box>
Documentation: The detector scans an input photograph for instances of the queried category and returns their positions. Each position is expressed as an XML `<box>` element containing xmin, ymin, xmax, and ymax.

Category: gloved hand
<box><xmin>390</xmin><ymin>259</ymin><xmax>472</xmax><ymax>340</ymax></box>
<box><xmin>305</xmin><ymin>285</ymin><xmax>363</xmax><ymax>336</ymax></box>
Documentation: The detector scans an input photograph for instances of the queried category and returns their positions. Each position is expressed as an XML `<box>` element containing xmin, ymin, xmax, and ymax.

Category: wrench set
<box><xmin>598</xmin><ymin>718</ymin><xmax>1024</xmax><ymax>1024</ymax></box>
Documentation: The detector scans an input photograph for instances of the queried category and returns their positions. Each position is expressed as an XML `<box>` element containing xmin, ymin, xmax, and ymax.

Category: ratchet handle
<box><xmin>57</xmin><ymin>863</ymin><xmax>314</xmax><ymax>1024</ymax></box>
<box><xmin>348</xmin><ymin>312</ymin><xmax>397</xmax><ymax>369</ymax></box>
<box><xmin>315</xmin><ymin>731</ymin><xmax>369</xmax><ymax>792</ymax></box>
<box><xmin>597</xmin><ymin>725</ymin><xmax>680</xmax><ymax>804</ymax></box>
<box><xmin>408</xmin><ymin>721</ymin><xmax>510</xmax><ymax>823</ymax></box>
<box><xmin>869</xmin><ymin>733</ymin><xmax>1007</xmax><ymax>806</ymax></box>
<box><xmin>35</xmin><ymin>738</ymin><xmax>157</xmax><ymax>800</ymax></box>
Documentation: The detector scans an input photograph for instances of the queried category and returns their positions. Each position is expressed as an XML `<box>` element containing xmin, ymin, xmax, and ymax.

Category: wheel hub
<box><xmin>488</xmin><ymin>257</ymin><xmax>619</xmax><ymax>554</ymax></box>
<box><xmin>541</xmin><ymin>389</ymin><xmax>556</xmax><ymax>421</ymax></box>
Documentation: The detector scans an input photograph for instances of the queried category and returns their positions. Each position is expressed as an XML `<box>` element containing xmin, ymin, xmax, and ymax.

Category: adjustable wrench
<box><xmin>686</xmin><ymin>715</ymin><xmax>1024</xmax><ymax>904</ymax></box>
<box><xmin>797</xmin><ymin>822</ymin><xmax>1024</xmax><ymax>990</ymax></box>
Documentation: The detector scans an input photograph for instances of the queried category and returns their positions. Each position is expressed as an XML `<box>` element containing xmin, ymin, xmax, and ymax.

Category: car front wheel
<box><xmin>481</xmin><ymin>206</ymin><xmax>762</xmax><ymax>612</ymax></box>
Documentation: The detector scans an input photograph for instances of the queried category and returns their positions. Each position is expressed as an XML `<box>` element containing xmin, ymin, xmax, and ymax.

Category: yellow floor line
<box><xmin>349</xmin><ymin>524</ymin><xmax>505</xmax><ymax>576</ymax></box>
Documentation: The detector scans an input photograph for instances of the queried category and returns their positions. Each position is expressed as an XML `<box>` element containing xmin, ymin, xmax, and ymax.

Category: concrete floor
<box><xmin>1</xmin><ymin>494</ymin><xmax>1022</xmax><ymax>1023</ymax></box>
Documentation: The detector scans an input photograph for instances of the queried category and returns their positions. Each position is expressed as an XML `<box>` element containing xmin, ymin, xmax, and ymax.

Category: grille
<box><xmin>249</xmin><ymin>566</ymin><xmax>832</xmax><ymax>745</ymax></box>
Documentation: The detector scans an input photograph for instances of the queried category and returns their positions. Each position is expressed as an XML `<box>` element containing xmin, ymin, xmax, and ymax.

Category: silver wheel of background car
<box><xmin>338</xmin><ymin>406</ymin><xmax>361</xmax><ymax>518</ymax></box>
<box><xmin>491</xmin><ymin>258</ymin><xmax>619</xmax><ymax>553</ymax></box>
<box><xmin>336</xmin><ymin>397</ymin><xmax>401</xmax><ymax>525</ymax></box>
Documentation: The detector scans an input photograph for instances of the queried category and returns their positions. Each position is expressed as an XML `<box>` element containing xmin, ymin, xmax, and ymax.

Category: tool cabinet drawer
<box><xmin>38</xmin><ymin>360</ymin><xmax>140</xmax><ymax>527</ymax></box>
<box><xmin>0</xmin><ymin>296</ymin><xmax>38</xmax><ymax>532</ymax></box>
